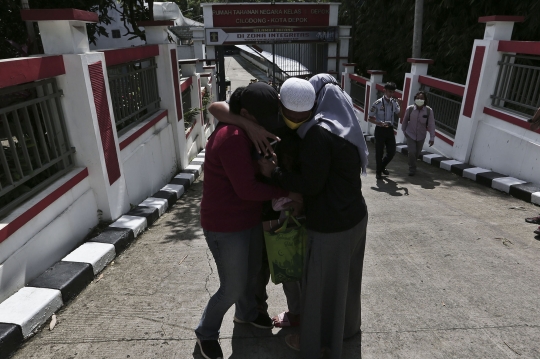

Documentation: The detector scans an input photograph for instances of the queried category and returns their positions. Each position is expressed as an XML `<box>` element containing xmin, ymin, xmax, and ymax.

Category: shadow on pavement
<box><xmin>161</xmin><ymin>179</ymin><xmax>205</xmax><ymax>245</ymax></box>
<box><xmin>406</xmin><ymin>172</ymin><xmax>441</xmax><ymax>190</ymax></box>
<box><xmin>371</xmin><ymin>177</ymin><xmax>409</xmax><ymax>196</ymax></box>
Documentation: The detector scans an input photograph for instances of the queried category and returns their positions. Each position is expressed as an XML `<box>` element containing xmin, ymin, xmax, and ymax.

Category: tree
<box><xmin>1</xmin><ymin>0</ymin><xmax>154</xmax><ymax>59</ymax></box>
<box><xmin>343</xmin><ymin>0</ymin><xmax>540</xmax><ymax>86</ymax></box>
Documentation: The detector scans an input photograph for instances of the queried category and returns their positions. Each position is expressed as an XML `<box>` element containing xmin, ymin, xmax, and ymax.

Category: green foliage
<box><xmin>1</xmin><ymin>0</ymin><xmax>150</xmax><ymax>59</ymax></box>
<box><xmin>341</xmin><ymin>0</ymin><xmax>540</xmax><ymax>86</ymax></box>
<box><xmin>183</xmin><ymin>107</ymin><xmax>201</xmax><ymax>131</ymax></box>
<box><xmin>0</xmin><ymin>2</ymin><xmax>29</xmax><ymax>59</ymax></box>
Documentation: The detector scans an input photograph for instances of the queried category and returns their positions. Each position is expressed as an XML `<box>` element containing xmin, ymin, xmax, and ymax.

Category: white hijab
<box><xmin>297</xmin><ymin>74</ymin><xmax>369</xmax><ymax>176</ymax></box>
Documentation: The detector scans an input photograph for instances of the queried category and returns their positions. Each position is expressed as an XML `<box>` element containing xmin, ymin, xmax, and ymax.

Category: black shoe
<box><xmin>376</xmin><ymin>173</ymin><xmax>383</xmax><ymax>179</ymax></box>
<box><xmin>382</xmin><ymin>169</ymin><xmax>389</xmax><ymax>175</ymax></box>
<box><xmin>525</xmin><ymin>215</ymin><xmax>540</xmax><ymax>224</ymax></box>
<box><xmin>408</xmin><ymin>172</ymin><xmax>415</xmax><ymax>176</ymax></box>
<box><xmin>197</xmin><ymin>339</ymin><xmax>223</xmax><ymax>359</ymax></box>
<box><xmin>234</xmin><ymin>312</ymin><xmax>274</xmax><ymax>329</ymax></box>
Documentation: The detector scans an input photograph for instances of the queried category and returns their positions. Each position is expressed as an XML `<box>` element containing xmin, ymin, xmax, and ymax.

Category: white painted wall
<box><xmin>120</xmin><ymin>115</ymin><xmax>178</xmax><ymax>206</ymax></box>
<box><xmin>178</xmin><ymin>45</ymin><xmax>195</xmax><ymax>59</ymax></box>
<box><xmin>0</xmin><ymin>169</ymin><xmax>98</xmax><ymax>303</ymax></box>
<box><xmin>469</xmin><ymin>115</ymin><xmax>540</xmax><ymax>183</ymax></box>
<box><xmin>0</xmin><ymin>8</ymin><xmax>210</xmax><ymax>304</ymax></box>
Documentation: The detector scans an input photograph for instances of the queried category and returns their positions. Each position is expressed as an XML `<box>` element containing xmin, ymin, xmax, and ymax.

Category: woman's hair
<box><xmin>229</xmin><ymin>86</ymin><xmax>246</xmax><ymax>115</ymax></box>
<box><xmin>414</xmin><ymin>91</ymin><xmax>428</xmax><ymax>105</ymax></box>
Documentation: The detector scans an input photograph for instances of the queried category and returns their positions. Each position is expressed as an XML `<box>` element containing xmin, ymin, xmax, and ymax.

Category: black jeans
<box><xmin>375</xmin><ymin>126</ymin><xmax>396</xmax><ymax>174</ymax></box>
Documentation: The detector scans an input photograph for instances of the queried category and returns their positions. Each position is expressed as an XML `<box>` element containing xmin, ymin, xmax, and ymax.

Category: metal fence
<box><xmin>350</xmin><ymin>80</ymin><xmax>366</xmax><ymax>108</ymax></box>
<box><xmin>0</xmin><ymin>78</ymin><xmax>75</xmax><ymax>218</ymax></box>
<box><xmin>492</xmin><ymin>54</ymin><xmax>540</xmax><ymax>117</ymax></box>
<box><xmin>107</xmin><ymin>57</ymin><xmax>160</xmax><ymax>134</ymax></box>
<box><xmin>420</xmin><ymin>85</ymin><xmax>462</xmax><ymax>137</ymax></box>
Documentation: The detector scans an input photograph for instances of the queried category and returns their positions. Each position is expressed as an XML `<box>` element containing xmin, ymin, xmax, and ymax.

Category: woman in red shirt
<box><xmin>195</xmin><ymin>83</ymin><xmax>298</xmax><ymax>359</ymax></box>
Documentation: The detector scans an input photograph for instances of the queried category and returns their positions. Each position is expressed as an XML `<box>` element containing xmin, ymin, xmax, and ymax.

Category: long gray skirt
<box><xmin>300</xmin><ymin>214</ymin><xmax>368</xmax><ymax>359</ymax></box>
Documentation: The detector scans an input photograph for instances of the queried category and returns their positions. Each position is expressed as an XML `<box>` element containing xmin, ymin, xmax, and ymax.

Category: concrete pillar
<box><xmin>203</xmin><ymin>65</ymin><xmax>217</xmax><ymax>134</ymax></box>
<box><xmin>58</xmin><ymin>53</ymin><xmax>131</xmax><ymax>220</ymax></box>
<box><xmin>20</xmin><ymin>9</ymin><xmax>98</xmax><ymax>55</ymax></box>
<box><xmin>140</xmin><ymin>21</ymin><xmax>187</xmax><ymax>170</ymax></box>
<box><xmin>139</xmin><ymin>20</ymin><xmax>174</xmax><ymax>45</ymax></box>
<box><xmin>365</xmin><ymin>70</ymin><xmax>386</xmax><ymax>135</ymax></box>
<box><xmin>327</xmin><ymin>43</ymin><xmax>338</xmax><ymax>74</ymax></box>
<box><xmin>22</xmin><ymin>9</ymin><xmax>131</xmax><ymax>220</ymax></box>
<box><xmin>191</xmin><ymin>27</ymin><xmax>206</xmax><ymax>73</ymax></box>
<box><xmin>453</xmin><ymin>16</ymin><xmax>524</xmax><ymax>162</ymax></box>
<box><xmin>397</xmin><ymin>58</ymin><xmax>434</xmax><ymax>143</ymax></box>
<box><xmin>178</xmin><ymin>59</ymin><xmax>201</xmax><ymax>165</ymax></box>
<box><xmin>342</xmin><ymin>63</ymin><xmax>356</xmax><ymax>94</ymax></box>
<box><xmin>179</xmin><ymin>59</ymin><xmax>198</xmax><ymax>77</ymax></box>
<box><xmin>337</xmin><ymin>26</ymin><xmax>352</xmax><ymax>76</ymax></box>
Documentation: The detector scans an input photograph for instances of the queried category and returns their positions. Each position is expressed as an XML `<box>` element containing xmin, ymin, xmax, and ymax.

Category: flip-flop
<box><xmin>272</xmin><ymin>311</ymin><xmax>300</xmax><ymax>327</ymax></box>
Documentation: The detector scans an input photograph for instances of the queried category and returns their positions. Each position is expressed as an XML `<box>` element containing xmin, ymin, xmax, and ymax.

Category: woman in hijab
<box><xmin>259</xmin><ymin>74</ymin><xmax>369</xmax><ymax>359</ymax></box>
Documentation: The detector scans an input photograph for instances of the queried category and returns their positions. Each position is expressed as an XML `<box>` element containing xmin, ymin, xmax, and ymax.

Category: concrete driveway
<box><xmin>10</xmin><ymin>142</ymin><xmax>540</xmax><ymax>359</ymax></box>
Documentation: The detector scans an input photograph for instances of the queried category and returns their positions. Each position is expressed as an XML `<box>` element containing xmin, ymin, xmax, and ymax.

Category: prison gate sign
<box><xmin>201</xmin><ymin>3</ymin><xmax>348</xmax><ymax>99</ymax></box>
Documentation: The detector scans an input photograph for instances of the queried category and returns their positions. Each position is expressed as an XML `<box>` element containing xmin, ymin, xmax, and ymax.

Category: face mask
<box><xmin>282</xmin><ymin>112</ymin><xmax>311</xmax><ymax>130</ymax></box>
<box><xmin>415</xmin><ymin>99</ymin><xmax>425</xmax><ymax>107</ymax></box>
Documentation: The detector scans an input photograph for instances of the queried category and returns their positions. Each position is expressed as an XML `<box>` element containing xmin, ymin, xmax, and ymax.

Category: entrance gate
<box><xmin>201</xmin><ymin>3</ymin><xmax>349</xmax><ymax>100</ymax></box>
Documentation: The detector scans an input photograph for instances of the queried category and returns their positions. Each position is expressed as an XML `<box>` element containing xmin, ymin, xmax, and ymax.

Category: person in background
<box><xmin>368</xmin><ymin>82</ymin><xmax>402</xmax><ymax>179</ymax></box>
<box><xmin>401</xmin><ymin>91</ymin><xmax>435</xmax><ymax>176</ymax></box>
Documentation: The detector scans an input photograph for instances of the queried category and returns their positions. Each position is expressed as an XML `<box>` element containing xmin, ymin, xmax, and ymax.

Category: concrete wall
<box><xmin>342</xmin><ymin>18</ymin><xmax>540</xmax><ymax>182</ymax></box>
<box><xmin>120</xmin><ymin>114</ymin><xmax>178</xmax><ymax>206</ymax></box>
<box><xmin>0</xmin><ymin>169</ymin><xmax>98</xmax><ymax>302</ymax></box>
<box><xmin>0</xmin><ymin>17</ymin><xmax>210</xmax><ymax>303</ymax></box>
<box><xmin>469</xmin><ymin>116</ymin><xmax>540</xmax><ymax>183</ymax></box>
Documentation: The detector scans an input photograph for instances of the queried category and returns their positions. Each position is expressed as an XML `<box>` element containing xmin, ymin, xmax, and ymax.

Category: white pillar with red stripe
<box><xmin>141</xmin><ymin>21</ymin><xmax>187</xmax><ymax>170</ymax></box>
<box><xmin>192</xmin><ymin>27</ymin><xmax>206</xmax><ymax>73</ymax></box>
<box><xmin>453</xmin><ymin>16</ymin><xmax>525</xmax><ymax>162</ymax></box>
<box><xmin>22</xmin><ymin>9</ymin><xmax>131</xmax><ymax>221</ymax></box>
<box><xmin>366</xmin><ymin>70</ymin><xmax>386</xmax><ymax>136</ymax></box>
<box><xmin>337</xmin><ymin>26</ymin><xmax>351</xmax><ymax>76</ymax></box>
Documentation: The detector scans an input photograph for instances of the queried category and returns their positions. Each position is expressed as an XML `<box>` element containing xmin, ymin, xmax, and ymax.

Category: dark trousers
<box><xmin>375</xmin><ymin>126</ymin><xmax>396</xmax><ymax>174</ymax></box>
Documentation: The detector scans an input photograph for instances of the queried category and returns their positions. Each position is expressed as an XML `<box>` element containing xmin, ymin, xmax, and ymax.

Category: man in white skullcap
<box><xmin>260</xmin><ymin>75</ymin><xmax>369</xmax><ymax>359</ymax></box>
<box><xmin>278</xmin><ymin>77</ymin><xmax>316</xmax><ymax>130</ymax></box>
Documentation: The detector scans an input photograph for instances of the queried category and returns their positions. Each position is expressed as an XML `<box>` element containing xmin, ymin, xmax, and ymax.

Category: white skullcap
<box><xmin>280</xmin><ymin>78</ymin><xmax>316</xmax><ymax>112</ymax></box>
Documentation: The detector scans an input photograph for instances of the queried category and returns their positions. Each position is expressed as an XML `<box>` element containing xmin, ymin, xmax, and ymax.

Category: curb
<box><xmin>0</xmin><ymin>152</ymin><xmax>205</xmax><ymax>358</ymax></box>
<box><xmin>368</xmin><ymin>135</ymin><xmax>540</xmax><ymax>206</ymax></box>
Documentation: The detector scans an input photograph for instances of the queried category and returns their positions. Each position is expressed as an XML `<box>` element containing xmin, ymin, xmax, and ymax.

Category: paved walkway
<box><xmin>10</xmin><ymin>143</ymin><xmax>540</xmax><ymax>359</ymax></box>
<box><xmin>224</xmin><ymin>54</ymin><xmax>272</xmax><ymax>95</ymax></box>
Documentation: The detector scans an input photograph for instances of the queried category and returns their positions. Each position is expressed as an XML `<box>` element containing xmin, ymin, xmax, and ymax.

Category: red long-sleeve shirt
<box><xmin>200</xmin><ymin>124</ymin><xmax>289</xmax><ymax>232</ymax></box>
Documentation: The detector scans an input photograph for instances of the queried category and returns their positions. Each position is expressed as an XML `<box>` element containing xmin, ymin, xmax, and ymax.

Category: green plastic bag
<box><xmin>264</xmin><ymin>213</ymin><xmax>307</xmax><ymax>284</ymax></box>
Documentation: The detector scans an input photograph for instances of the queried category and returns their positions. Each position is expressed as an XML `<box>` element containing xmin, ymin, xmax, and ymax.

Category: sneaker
<box><xmin>234</xmin><ymin>312</ymin><xmax>274</xmax><ymax>329</ymax></box>
<box><xmin>382</xmin><ymin>169</ymin><xmax>389</xmax><ymax>175</ymax></box>
<box><xmin>535</xmin><ymin>226</ymin><xmax>540</xmax><ymax>235</ymax></box>
<box><xmin>525</xmin><ymin>215</ymin><xmax>540</xmax><ymax>224</ymax></box>
<box><xmin>197</xmin><ymin>339</ymin><xmax>223</xmax><ymax>359</ymax></box>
